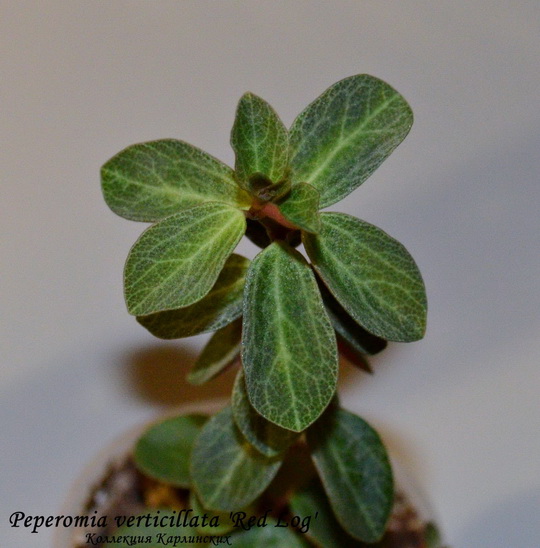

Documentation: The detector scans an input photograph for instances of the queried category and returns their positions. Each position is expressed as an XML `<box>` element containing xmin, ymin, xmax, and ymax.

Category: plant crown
<box><xmin>102</xmin><ymin>74</ymin><xmax>429</xmax><ymax>545</ymax></box>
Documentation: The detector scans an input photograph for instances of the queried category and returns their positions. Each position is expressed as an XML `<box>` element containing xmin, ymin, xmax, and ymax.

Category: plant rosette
<box><xmin>68</xmin><ymin>74</ymin><xmax>443</xmax><ymax>546</ymax></box>
<box><xmin>56</xmin><ymin>401</ymin><xmax>442</xmax><ymax>548</ymax></box>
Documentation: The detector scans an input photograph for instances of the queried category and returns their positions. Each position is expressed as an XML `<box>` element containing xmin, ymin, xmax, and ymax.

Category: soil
<box><xmin>72</xmin><ymin>456</ymin><xmax>439</xmax><ymax>548</ymax></box>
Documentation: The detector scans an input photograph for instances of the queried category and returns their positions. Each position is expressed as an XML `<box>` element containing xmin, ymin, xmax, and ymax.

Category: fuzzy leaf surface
<box><xmin>230</xmin><ymin>518</ymin><xmax>311</xmax><ymax>547</ymax></box>
<box><xmin>134</xmin><ymin>414</ymin><xmax>207</xmax><ymax>488</ymax></box>
<box><xmin>101</xmin><ymin>139</ymin><xmax>250</xmax><ymax>222</ymax></box>
<box><xmin>307</xmin><ymin>407</ymin><xmax>394</xmax><ymax>543</ymax></box>
<box><xmin>289</xmin><ymin>74</ymin><xmax>413</xmax><ymax>208</ymax></box>
<box><xmin>304</xmin><ymin>213</ymin><xmax>427</xmax><ymax>342</ymax></box>
<box><xmin>278</xmin><ymin>182</ymin><xmax>321</xmax><ymax>233</ymax></box>
<box><xmin>187</xmin><ymin>319</ymin><xmax>242</xmax><ymax>385</ymax></box>
<box><xmin>242</xmin><ymin>242</ymin><xmax>338</xmax><ymax>432</ymax></box>
<box><xmin>232</xmin><ymin>369</ymin><xmax>298</xmax><ymax>457</ymax></box>
<box><xmin>231</xmin><ymin>93</ymin><xmax>288</xmax><ymax>185</ymax></box>
<box><xmin>124</xmin><ymin>203</ymin><xmax>246</xmax><ymax>316</ymax></box>
<box><xmin>136</xmin><ymin>254</ymin><xmax>248</xmax><ymax>338</ymax></box>
<box><xmin>191</xmin><ymin>407</ymin><xmax>282</xmax><ymax>511</ymax></box>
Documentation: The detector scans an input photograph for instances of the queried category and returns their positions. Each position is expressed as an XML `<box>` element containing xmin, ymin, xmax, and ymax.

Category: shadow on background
<box><xmin>121</xmin><ymin>342</ymin><xmax>238</xmax><ymax>406</ymax></box>
<box><xmin>123</xmin><ymin>340</ymin><xmax>390</xmax><ymax>407</ymax></box>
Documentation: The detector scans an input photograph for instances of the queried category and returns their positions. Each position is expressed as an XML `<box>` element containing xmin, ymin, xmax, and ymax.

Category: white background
<box><xmin>2</xmin><ymin>2</ymin><xmax>539</xmax><ymax>547</ymax></box>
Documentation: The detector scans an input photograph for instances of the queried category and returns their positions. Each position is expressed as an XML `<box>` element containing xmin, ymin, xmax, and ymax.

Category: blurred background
<box><xmin>1</xmin><ymin>2</ymin><xmax>539</xmax><ymax>546</ymax></box>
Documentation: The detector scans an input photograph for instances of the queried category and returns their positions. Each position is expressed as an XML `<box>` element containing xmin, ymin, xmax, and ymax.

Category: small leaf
<box><xmin>307</xmin><ymin>407</ymin><xmax>394</xmax><ymax>543</ymax></box>
<box><xmin>245</xmin><ymin>217</ymin><xmax>272</xmax><ymax>249</ymax></box>
<box><xmin>124</xmin><ymin>203</ymin><xmax>246</xmax><ymax>316</ymax></box>
<box><xmin>230</xmin><ymin>518</ymin><xmax>311</xmax><ymax>547</ymax></box>
<box><xmin>187</xmin><ymin>319</ymin><xmax>242</xmax><ymax>385</ymax></box>
<box><xmin>189</xmin><ymin>492</ymin><xmax>235</xmax><ymax>535</ymax></box>
<box><xmin>191</xmin><ymin>407</ymin><xmax>282</xmax><ymax>511</ymax></box>
<box><xmin>242</xmin><ymin>242</ymin><xmax>338</xmax><ymax>432</ymax></box>
<box><xmin>317</xmin><ymin>277</ymin><xmax>387</xmax><ymax>356</ymax></box>
<box><xmin>232</xmin><ymin>369</ymin><xmax>298</xmax><ymax>457</ymax></box>
<box><xmin>278</xmin><ymin>182</ymin><xmax>321</xmax><ymax>233</ymax></box>
<box><xmin>304</xmin><ymin>213</ymin><xmax>427</xmax><ymax>342</ymax></box>
<box><xmin>290</xmin><ymin>479</ymin><xmax>360</xmax><ymax>548</ymax></box>
<box><xmin>101</xmin><ymin>139</ymin><xmax>250</xmax><ymax>222</ymax></box>
<box><xmin>247</xmin><ymin>213</ymin><xmax>301</xmax><ymax>248</ymax></box>
<box><xmin>114</xmin><ymin>509</ymin><xmax>202</xmax><ymax>547</ymax></box>
<box><xmin>244</xmin><ymin>173</ymin><xmax>292</xmax><ymax>203</ymax></box>
<box><xmin>425</xmin><ymin>522</ymin><xmax>443</xmax><ymax>548</ymax></box>
<box><xmin>136</xmin><ymin>254</ymin><xmax>249</xmax><ymax>338</ymax></box>
<box><xmin>337</xmin><ymin>336</ymin><xmax>373</xmax><ymax>375</ymax></box>
<box><xmin>289</xmin><ymin>74</ymin><xmax>413</xmax><ymax>208</ymax></box>
<box><xmin>134</xmin><ymin>414</ymin><xmax>207</xmax><ymax>488</ymax></box>
<box><xmin>231</xmin><ymin>92</ymin><xmax>289</xmax><ymax>186</ymax></box>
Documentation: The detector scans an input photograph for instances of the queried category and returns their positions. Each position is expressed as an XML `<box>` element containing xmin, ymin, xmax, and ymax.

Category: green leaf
<box><xmin>278</xmin><ymin>182</ymin><xmax>321</xmax><ymax>233</ymax></box>
<box><xmin>337</xmin><ymin>336</ymin><xmax>374</xmax><ymax>375</ymax></box>
<box><xmin>136</xmin><ymin>254</ymin><xmax>249</xmax><ymax>338</ymax></box>
<box><xmin>244</xmin><ymin>173</ymin><xmax>291</xmax><ymax>203</ymax></box>
<box><xmin>290</xmin><ymin>479</ymin><xmax>360</xmax><ymax>548</ymax></box>
<box><xmin>317</xmin><ymin>278</ymin><xmax>387</xmax><ymax>356</ymax></box>
<box><xmin>289</xmin><ymin>74</ymin><xmax>413</xmax><ymax>208</ymax></box>
<box><xmin>232</xmin><ymin>369</ymin><xmax>298</xmax><ymax>457</ymax></box>
<box><xmin>425</xmin><ymin>522</ymin><xmax>443</xmax><ymax>548</ymax></box>
<box><xmin>189</xmin><ymin>492</ymin><xmax>235</xmax><ymax>535</ymax></box>
<box><xmin>231</xmin><ymin>92</ymin><xmax>289</xmax><ymax>186</ymax></box>
<box><xmin>304</xmin><ymin>213</ymin><xmax>427</xmax><ymax>342</ymax></box>
<box><xmin>191</xmin><ymin>407</ymin><xmax>282</xmax><ymax>511</ymax></box>
<box><xmin>307</xmin><ymin>407</ymin><xmax>394</xmax><ymax>543</ymax></box>
<box><xmin>101</xmin><ymin>139</ymin><xmax>250</xmax><ymax>222</ymax></box>
<box><xmin>124</xmin><ymin>203</ymin><xmax>246</xmax><ymax>316</ymax></box>
<box><xmin>187</xmin><ymin>319</ymin><xmax>242</xmax><ymax>385</ymax></box>
<box><xmin>242</xmin><ymin>242</ymin><xmax>338</xmax><ymax>432</ymax></box>
<box><xmin>134</xmin><ymin>414</ymin><xmax>207</xmax><ymax>488</ymax></box>
<box><xmin>230</xmin><ymin>518</ymin><xmax>311</xmax><ymax>547</ymax></box>
<box><xmin>113</xmin><ymin>509</ymin><xmax>202</xmax><ymax>547</ymax></box>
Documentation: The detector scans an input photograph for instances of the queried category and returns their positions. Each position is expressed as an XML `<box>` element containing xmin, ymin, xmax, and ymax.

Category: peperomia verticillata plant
<box><xmin>101</xmin><ymin>74</ymin><xmax>434</xmax><ymax>546</ymax></box>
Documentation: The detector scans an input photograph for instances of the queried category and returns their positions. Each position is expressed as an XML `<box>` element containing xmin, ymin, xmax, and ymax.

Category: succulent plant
<box><xmin>101</xmin><ymin>74</ymin><xmax>432</xmax><ymax>546</ymax></box>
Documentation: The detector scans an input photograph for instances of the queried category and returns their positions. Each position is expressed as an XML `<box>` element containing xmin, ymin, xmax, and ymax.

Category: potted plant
<box><xmin>68</xmin><ymin>74</ymin><xmax>442</xmax><ymax>546</ymax></box>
